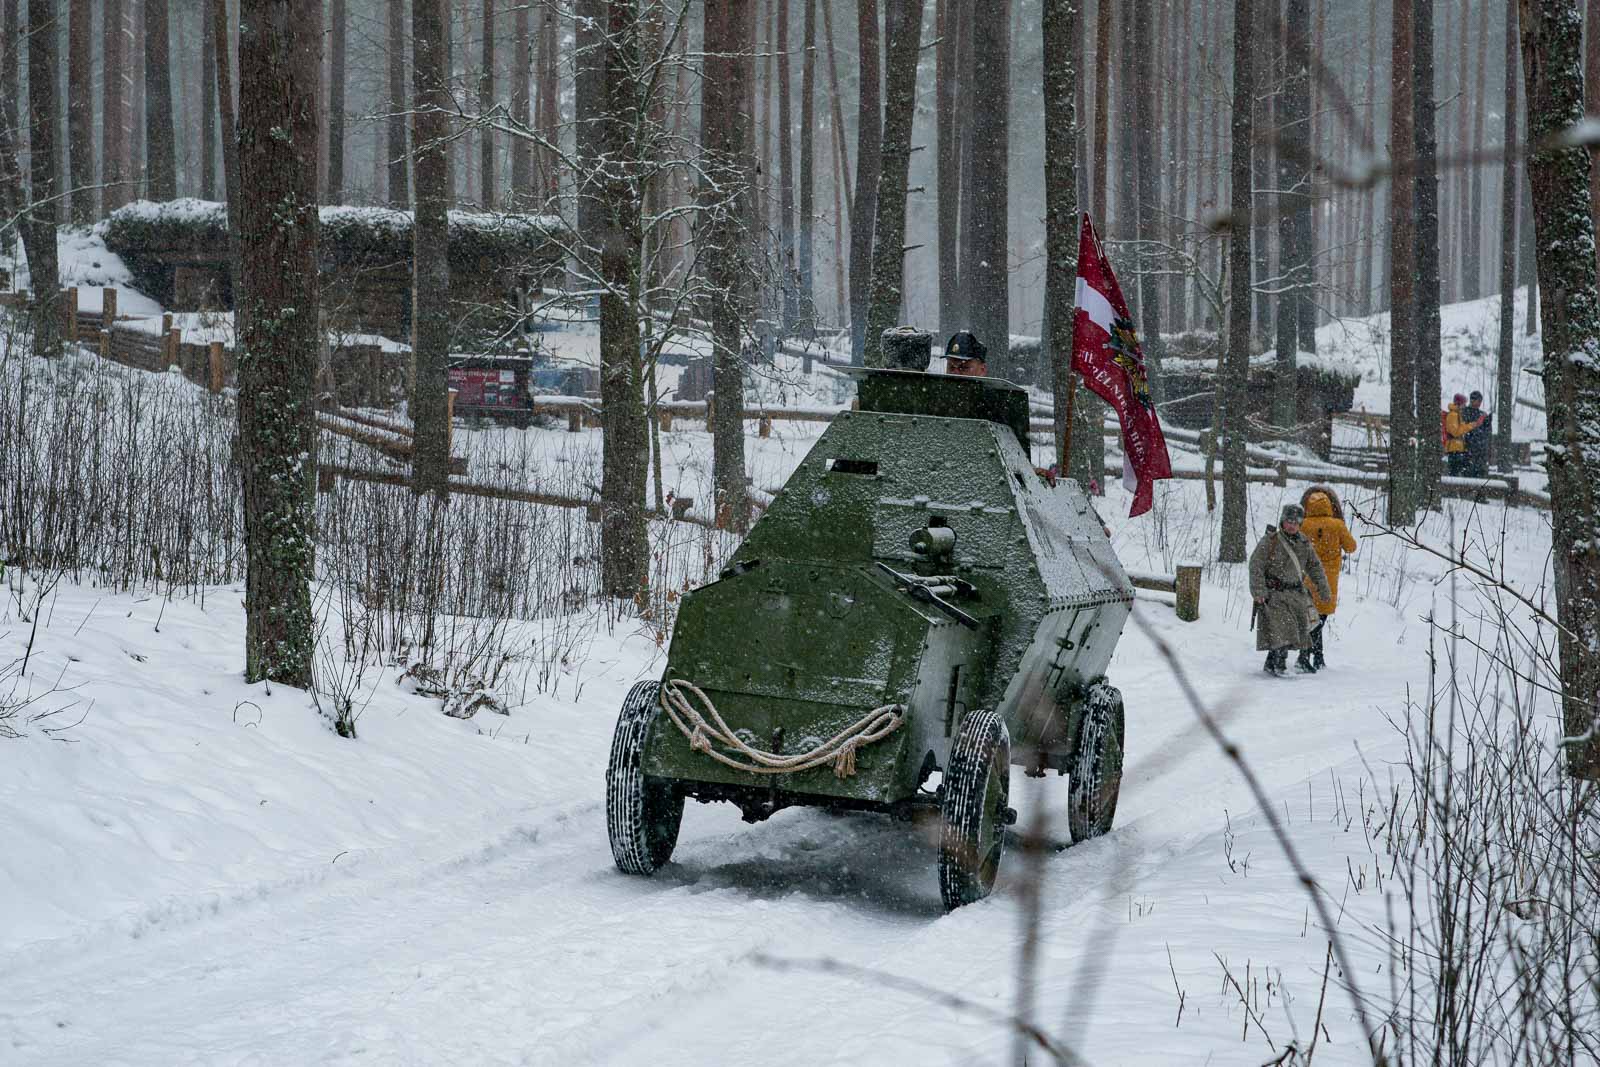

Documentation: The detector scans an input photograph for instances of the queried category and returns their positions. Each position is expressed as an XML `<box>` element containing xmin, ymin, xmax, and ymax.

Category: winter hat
<box><xmin>1452</xmin><ymin>393</ymin><xmax>1467</xmax><ymax>406</ymax></box>
<box><xmin>1280</xmin><ymin>503</ymin><xmax>1305</xmax><ymax>525</ymax></box>
<box><xmin>1469</xmin><ymin>390</ymin><xmax>1483</xmax><ymax>402</ymax></box>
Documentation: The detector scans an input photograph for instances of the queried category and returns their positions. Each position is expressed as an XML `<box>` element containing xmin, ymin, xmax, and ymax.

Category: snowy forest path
<box><xmin>3</xmin><ymin>591</ymin><xmax>1442</xmax><ymax>1066</ymax></box>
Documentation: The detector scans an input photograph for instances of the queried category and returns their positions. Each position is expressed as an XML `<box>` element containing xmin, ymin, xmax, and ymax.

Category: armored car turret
<box><xmin>606</xmin><ymin>345</ymin><xmax>1134</xmax><ymax>909</ymax></box>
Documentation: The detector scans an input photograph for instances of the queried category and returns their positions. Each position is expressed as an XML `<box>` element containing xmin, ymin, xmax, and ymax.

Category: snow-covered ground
<box><xmin>1</xmin><ymin>474</ymin><xmax>1559</xmax><ymax>1065</ymax></box>
<box><xmin>0</xmin><ymin>254</ymin><xmax>1577</xmax><ymax>1063</ymax></box>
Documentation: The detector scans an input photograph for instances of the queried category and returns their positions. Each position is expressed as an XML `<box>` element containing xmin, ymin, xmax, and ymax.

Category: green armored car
<box><xmin>606</xmin><ymin>336</ymin><xmax>1134</xmax><ymax>909</ymax></box>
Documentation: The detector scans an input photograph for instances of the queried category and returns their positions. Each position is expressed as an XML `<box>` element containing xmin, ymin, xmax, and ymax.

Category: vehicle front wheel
<box><xmin>939</xmin><ymin>709</ymin><xmax>1011</xmax><ymax>909</ymax></box>
<box><xmin>606</xmin><ymin>680</ymin><xmax>685</xmax><ymax>875</ymax></box>
<box><xmin>1068</xmin><ymin>682</ymin><xmax>1125</xmax><ymax>844</ymax></box>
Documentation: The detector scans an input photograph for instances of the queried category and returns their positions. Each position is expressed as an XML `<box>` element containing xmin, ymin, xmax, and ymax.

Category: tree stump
<box><xmin>1174</xmin><ymin>563</ymin><xmax>1202</xmax><ymax>622</ymax></box>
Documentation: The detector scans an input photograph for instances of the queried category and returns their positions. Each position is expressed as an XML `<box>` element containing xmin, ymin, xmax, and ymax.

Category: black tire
<box><xmin>939</xmin><ymin>709</ymin><xmax>1011</xmax><ymax>909</ymax></box>
<box><xmin>1068</xmin><ymin>682</ymin><xmax>1125</xmax><ymax>844</ymax></box>
<box><xmin>606</xmin><ymin>680</ymin><xmax>685</xmax><ymax>875</ymax></box>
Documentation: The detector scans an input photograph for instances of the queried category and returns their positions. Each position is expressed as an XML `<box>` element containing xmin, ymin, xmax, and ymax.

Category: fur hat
<box><xmin>1280</xmin><ymin>503</ymin><xmax>1305</xmax><ymax>525</ymax></box>
<box><xmin>1300</xmin><ymin>483</ymin><xmax>1345</xmax><ymax>522</ymax></box>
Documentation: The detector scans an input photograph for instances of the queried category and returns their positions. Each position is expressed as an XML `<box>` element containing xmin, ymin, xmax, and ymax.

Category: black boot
<box><xmin>1312</xmin><ymin>621</ymin><xmax>1326</xmax><ymax>671</ymax></box>
<box><xmin>1295</xmin><ymin>649</ymin><xmax>1317</xmax><ymax>673</ymax></box>
<box><xmin>1264</xmin><ymin>648</ymin><xmax>1287</xmax><ymax>677</ymax></box>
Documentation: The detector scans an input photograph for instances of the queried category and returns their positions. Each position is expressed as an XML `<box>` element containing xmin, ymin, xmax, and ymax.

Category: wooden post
<box><xmin>659</xmin><ymin>409</ymin><xmax>673</xmax><ymax>432</ymax></box>
<box><xmin>759</xmin><ymin>415</ymin><xmax>772</xmax><ymax>438</ymax></box>
<box><xmin>65</xmin><ymin>286</ymin><xmax>79</xmax><ymax>342</ymax></box>
<box><xmin>447</xmin><ymin>388</ymin><xmax>457</xmax><ymax>454</ymax></box>
<box><xmin>317</xmin><ymin>464</ymin><xmax>335</xmax><ymax>493</ymax></box>
<box><xmin>102</xmin><ymin>287</ymin><xmax>117</xmax><ymax>324</ymax></box>
<box><xmin>160</xmin><ymin>313</ymin><xmax>174</xmax><ymax>366</ymax></box>
<box><xmin>567</xmin><ymin>410</ymin><xmax>582</xmax><ymax>433</ymax></box>
<box><xmin>168</xmin><ymin>328</ymin><xmax>182</xmax><ymax>370</ymax></box>
<box><xmin>208</xmin><ymin>341</ymin><xmax>225</xmax><ymax>392</ymax></box>
<box><xmin>1174</xmin><ymin>563</ymin><xmax>1202</xmax><ymax>622</ymax></box>
<box><xmin>99</xmin><ymin>329</ymin><xmax>110</xmax><ymax>360</ymax></box>
<box><xmin>705</xmin><ymin>390</ymin><xmax>715</xmax><ymax>430</ymax></box>
<box><xmin>1274</xmin><ymin>460</ymin><xmax>1289</xmax><ymax>487</ymax></box>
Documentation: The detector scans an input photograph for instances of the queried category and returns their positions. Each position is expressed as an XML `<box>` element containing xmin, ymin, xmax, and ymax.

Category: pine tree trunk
<box><xmin>412</xmin><ymin>0</ymin><xmax>452</xmax><ymax>495</ymax></box>
<box><xmin>236</xmin><ymin>0</ymin><xmax>320</xmax><ymax>695</ymax></box>
<box><xmin>798</xmin><ymin>0</ymin><xmax>816</xmax><ymax>338</ymax></box>
<box><xmin>327</xmin><ymin>0</ymin><xmax>345</xmax><ymax>202</ymax></box>
<box><xmin>821</xmin><ymin>0</ymin><xmax>851</xmax><ymax>216</ymax></box>
<box><xmin>956</xmin><ymin>0</ymin><xmax>977</xmax><ymax>327</ymax></box>
<box><xmin>211</xmin><ymin>0</ymin><xmax>239</xmax><ymax>246</ymax></box>
<box><xmin>1092</xmin><ymin>0</ymin><xmax>1110</xmax><ymax>220</ymax></box>
<box><xmin>935</xmin><ymin>0</ymin><xmax>959</xmax><ymax>334</ymax></box>
<box><xmin>21</xmin><ymin>0</ymin><xmax>60</xmax><ymax>350</ymax></box>
<box><xmin>1295</xmin><ymin>0</ymin><xmax>1315</xmax><ymax>354</ymax></box>
<box><xmin>510</xmin><ymin>0</ymin><xmax>530</xmax><ymax>198</ymax></box>
<box><xmin>768</xmin><ymin>0</ymin><xmax>787</xmax><ymax>334</ymax></box>
<box><xmin>1</xmin><ymin>0</ymin><xmax>17</xmax><ymax>197</ymax></box>
<box><xmin>441</xmin><ymin>0</ymin><xmax>455</xmax><ymax>205</ymax></box>
<box><xmin>967</xmin><ymin>0</ymin><xmax>1010</xmax><ymax>371</ymax></box>
<box><xmin>1464</xmin><ymin>0</ymin><xmax>1488</xmax><ymax>298</ymax></box>
<box><xmin>538</xmin><ymin>4</ymin><xmax>558</xmax><ymax>202</ymax></box>
<box><xmin>702</xmin><ymin>0</ymin><xmax>755</xmax><ymax>529</ymax></box>
<box><xmin>1413</xmin><ymin>0</ymin><xmax>1442</xmax><ymax>508</ymax></box>
<box><xmin>201</xmin><ymin>0</ymin><xmax>217</xmax><ymax>202</ymax></box>
<box><xmin>1168</xmin><ymin>0</ymin><xmax>1192</xmax><ymax>335</ymax></box>
<box><xmin>1251</xmin><ymin>2</ymin><xmax>1271</xmax><ymax>341</ymax></box>
<box><xmin>479</xmin><ymin>0</ymin><xmax>495</xmax><ymax>209</ymax></box>
<box><xmin>1132</xmin><ymin>0</ymin><xmax>1161</xmax><ymax>397</ymax></box>
<box><xmin>1387</xmin><ymin>0</ymin><xmax>1417</xmax><ymax>525</ymax></box>
<box><xmin>1220</xmin><ymin>0</ymin><xmax>1253</xmax><ymax>564</ymax></box>
<box><xmin>67</xmin><ymin>0</ymin><xmax>92</xmax><ymax>222</ymax></box>
<box><xmin>1519</xmin><ymin>0</ymin><xmax>1600</xmax><ymax>778</ymax></box>
<box><xmin>1274</xmin><ymin>0</ymin><xmax>1311</xmax><ymax>424</ymax></box>
<box><xmin>144</xmin><ymin>0</ymin><xmax>174</xmax><ymax>199</ymax></box>
<box><xmin>598</xmin><ymin>0</ymin><xmax>648</xmax><ymax>599</ymax></box>
<box><xmin>101</xmin><ymin>0</ymin><xmax>126</xmax><ymax>213</ymax></box>
<box><xmin>1358</xmin><ymin>0</ymin><xmax>1377</xmax><ymax>316</ymax></box>
<box><xmin>863</xmin><ymin>0</ymin><xmax>926</xmax><ymax>366</ymax></box>
<box><xmin>575</xmin><ymin>0</ymin><xmax>604</xmax><ymax>244</ymax></box>
<box><xmin>1588</xmin><ymin>0</ymin><xmax>1600</xmax><ymax>278</ymax></box>
<box><xmin>848</xmin><ymin>0</ymin><xmax>881</xmax><ymax>363</ymax></box>
<box><xmin>1043</xmin><ymin>0</ymin><xmax>1080</xmax><ymax>482</ymax></box>
<box><xmin>388</xmin><ymin>0</ymin><xmax>409</xmax><ymax>206</ymax></box>
<box><xmin>1497</xmin><ymin>0</ymin><xmax>1518</xmax><ymax>475</ymax></box>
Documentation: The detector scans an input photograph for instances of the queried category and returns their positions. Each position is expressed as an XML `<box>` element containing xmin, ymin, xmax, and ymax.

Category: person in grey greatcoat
<box><xmin>1249</xmin><ymin>503</ymin><xmax>1332</xmax><ymax>676</ymax></box>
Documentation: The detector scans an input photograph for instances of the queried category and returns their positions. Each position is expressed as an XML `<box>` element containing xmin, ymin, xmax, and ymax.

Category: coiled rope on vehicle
<box><xmin>658</xmin><ymin>678</ymin><xmax>904</xmax><ymax>779</ymax></box>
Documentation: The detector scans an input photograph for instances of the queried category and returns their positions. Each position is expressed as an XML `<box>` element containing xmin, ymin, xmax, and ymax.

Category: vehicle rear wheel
<box><xmin>1068</xmin><ymin>682</ymin><xmax>1125</xmax><ymax>844</ymax></box>
<box><xmin>939</xmin><ymin>709</ymin><xmax>1011</xmax><ymax>909</ymax></box>
<box><xmin>606</xmin><ymin>680</ymin><xmax>685</xmax><ymax>875</ymax></box>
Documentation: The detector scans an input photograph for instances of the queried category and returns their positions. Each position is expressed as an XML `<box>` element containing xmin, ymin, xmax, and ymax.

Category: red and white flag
<box><xmin>1071</xmin><ymin>213</ymin><xmax>1172</xmax><ymax>517</ymax></box>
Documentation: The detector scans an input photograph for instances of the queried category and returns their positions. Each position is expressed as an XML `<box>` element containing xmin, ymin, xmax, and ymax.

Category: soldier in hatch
<box><xmin>1249</xmin><ymin>503</ymin><xmax>1332</xmax><ymax>677</ymax></box>
<box><xmin>944</xmin><ymin>331</ymin><xmax>989</xmax><ymax>377</ymax></box>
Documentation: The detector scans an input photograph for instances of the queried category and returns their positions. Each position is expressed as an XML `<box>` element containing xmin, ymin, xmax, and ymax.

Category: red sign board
<box><xmin>448</xmin><ymin>367</ymin><xmax>524</xmax><ymax>410</ymax></box>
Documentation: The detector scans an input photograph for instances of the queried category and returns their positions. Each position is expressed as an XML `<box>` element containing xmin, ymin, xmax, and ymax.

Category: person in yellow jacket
<box><xmin>1298</xmin><ymin>486</ymin><xmax>1358</xmax><ymax>671</ymax></box>
<box><xmin>1442</xmin><ymin>393</ymin><xmax>1485</xmax><ymax>477</ymax></box>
